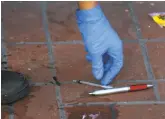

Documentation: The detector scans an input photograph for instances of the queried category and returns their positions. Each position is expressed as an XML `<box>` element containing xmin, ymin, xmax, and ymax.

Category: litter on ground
<box><xmin>149</xmin><ymin>12</ymin><xmax>165</xmax><ymax>28</ymax></box>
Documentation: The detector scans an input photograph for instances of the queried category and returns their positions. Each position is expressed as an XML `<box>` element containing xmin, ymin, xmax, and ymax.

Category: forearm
<box><xmin>78</xmin><ymin>1</ymin><xmax>98</xmax><ymax>10</ymax></box>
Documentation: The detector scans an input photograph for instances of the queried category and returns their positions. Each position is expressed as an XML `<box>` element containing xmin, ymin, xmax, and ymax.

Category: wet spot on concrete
<box><xmin>66</xmin><ymin>105</ymin><xmax>118</xmax><ymax>119</ymax></box>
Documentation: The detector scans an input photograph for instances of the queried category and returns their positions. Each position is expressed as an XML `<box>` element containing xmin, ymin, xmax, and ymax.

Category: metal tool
<box><xmin>73</xmin><ymin>80</ymin><xmax>113</xmax><ymax>89</ymax></box>
<box><xmin>89</xmin><ymin>84</ymin><xmax>153</xmax><ymax>96</ymax></box>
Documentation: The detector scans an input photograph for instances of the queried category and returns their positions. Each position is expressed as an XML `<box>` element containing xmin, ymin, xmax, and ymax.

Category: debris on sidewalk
<box><xmin>88</xmin><ymin>112</ymin><xmax>100</xmax><ymax>119</ymax></box>
<box><xmin>81</xmin><ymin>113</ymin><xmax>100</xmax><ymax>119</ymax></box>
<box><xmin>82</xmin><ymin>114</ymin><xmax>87</xmax><ymax>119</ymax></box>
<box><xmin>149</xmin><ymin>12</ymin><xmax>165</xmax><ymax>28</ymax></box>
<box><xmin>125</xmin><ymin>9</ymin><xmax>129</xmax><ymax>12</ymax></box>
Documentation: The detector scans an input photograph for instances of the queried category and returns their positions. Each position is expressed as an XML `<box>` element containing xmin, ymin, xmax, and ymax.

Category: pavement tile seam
<box><xmin>2</xmin><ymin>22</ymin><xmax>14</xmax><ymax>119</ymax></box>
<box><xmin>109</xmin><ymin>104</ymin><xmax>117</xmax><ymax>119</ymax></box>
<box><xmin>138</xmin><ymin>41</ymin><xmax>160</xmax><ymax>100</ymax></box>
<box><xmin>59</xmin><ymin>78</ymin><xmax>165</xmax><ymax>86</ymax></box>
<box><xmin>63</xmin><ymin>101</ymin><xmax>165</xmax><ymax>108</ymax></box>
<box><xmin>144</xmin><ymin>38</ymin><xmax>165</xmax><ymax>42</ymax></box>
<box><xmin>4</xmin><ymin>105</ymin><xmax>14</xmax><ymax>119</ymax></box>
<box><xmin>113</xmin><ymin>79</ymin><xmax>165</xmax><ymax>84</ymax></box>
<box><xmin>41</xmin><ymin>2</ymin><xmax>66</xmax><ymax>119</ymax></box>
<box><xmin>5</xmin><ymin>40</ymin><xmax>137</xmax><ymax>46</ymax></box>
<box><xmin>1</xmin><ymin>23</ymin><xmax>8</xmax><ymax>70</ymax></box>
<box><xmin>9</xmin><ymin>113</ymin><xmax>14</xmax><ymax>119</ymax></box>
<box><xmin>127</xmin><ymin>2</ymin><xmax>142</xmax><ymax>39</ymax></box>
<box><xmin>29</xmin><ymin>78</ymin><xmax>165</xmax><ymax>87</ymax></box>
<box><xmin>127</xmin><ymin>2</ymin><xmax>160</xmax><ymax>101</ymax></box>
<box><xmin>6</xmin><ymin>38</ymin><xmax>165</xmax><ymax>46</ymax></box>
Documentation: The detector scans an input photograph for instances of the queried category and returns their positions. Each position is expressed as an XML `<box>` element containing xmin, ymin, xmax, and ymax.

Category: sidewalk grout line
<box><xmin>60</xmin><ymin>78</ymin><xmax>165</xmax><ymax>85</ymax></box>
<box><xmin>114</xmin><ymin>79</ymin><xmax>165</xmax><ymax>84</ymax></box>
<box><xmin>2</xmin><ymin>22</ymin><xmax>14</xmax><ymax>119</ymax></box>
<box><xmin>41</xmin><ymin>2</ymin><xmax>66</xmax><ymax>119</ymax></box>
<box><xmin>110</xmin><ymin>104</ymin><xmax>117</xmax><ymax>119</ymax></box>
<box><xmin>29</xmin><ymin>78</ymin><xmax>165</xmax><ymax>87</ymax></box>
<box><xmin>30</xmin><ymin>81</ymin><xmax>54</xmax><ymax>86</ymax></box>
<box><xmin>8</xmin><ymin>105</ymin><xmax>14</xmax><ymax>119</ymax></box>
<box><xmin>6</xmin><ymin>39</ymin><xmax>136</xmax><ymax>46</ymax></box>
<box><xmin>1</xmin><ymin>23</ymin><xmax>8</xmax><ymax>70</ymax></box>
<box><xmin>6</xmin><ymin>37</ymin><xmax>165</xmax><ymax>46</ymax></box>
<box><xmin>9</xmin><ymin>113</ymin><xmax>14</xmax><ymax>119</ymax></box>
<box><xmin>144</xmin><ymin>38</ymin><xmax>165</xmax><ymax>42</ymax></box>
<box><xmin>127</xmin><ymin>2</ymin><xmax>160</xmax><ymax>101</ymax></box>
<box><xmin>62</xmin><ymin>101</ymin><xmax>165</xmax><ymax>108</ymax></box>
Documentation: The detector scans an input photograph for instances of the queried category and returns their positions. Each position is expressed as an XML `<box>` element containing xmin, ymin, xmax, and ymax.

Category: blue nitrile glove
<box><xmin>76</xmin><ymin>5</ymin><xmax>123</xmax><ymax>85</ymax></box>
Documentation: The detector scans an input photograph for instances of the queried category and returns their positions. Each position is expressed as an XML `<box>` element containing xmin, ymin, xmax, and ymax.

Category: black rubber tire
<box><xmin>2</xmin><ymin>70</ymin><xmax>30</xmax><ymax>105</ymax></box>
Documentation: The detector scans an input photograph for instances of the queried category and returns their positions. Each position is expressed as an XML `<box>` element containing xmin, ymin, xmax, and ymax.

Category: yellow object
<box><xmin>149</xmin><ymin>12</ymin><xmax>165</xmax><ymax>28</ymax></box>
<box><xmin>152</xmin><ymin>15</ymin><xmax>165</xmax><ymax>27</ymax></box>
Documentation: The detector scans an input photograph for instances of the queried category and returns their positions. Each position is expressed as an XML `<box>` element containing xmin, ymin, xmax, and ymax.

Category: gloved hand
<box><xmin>76</xmin><ymin>5</ymin><xmax>123</xmax><ymax>85</ymax></box>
